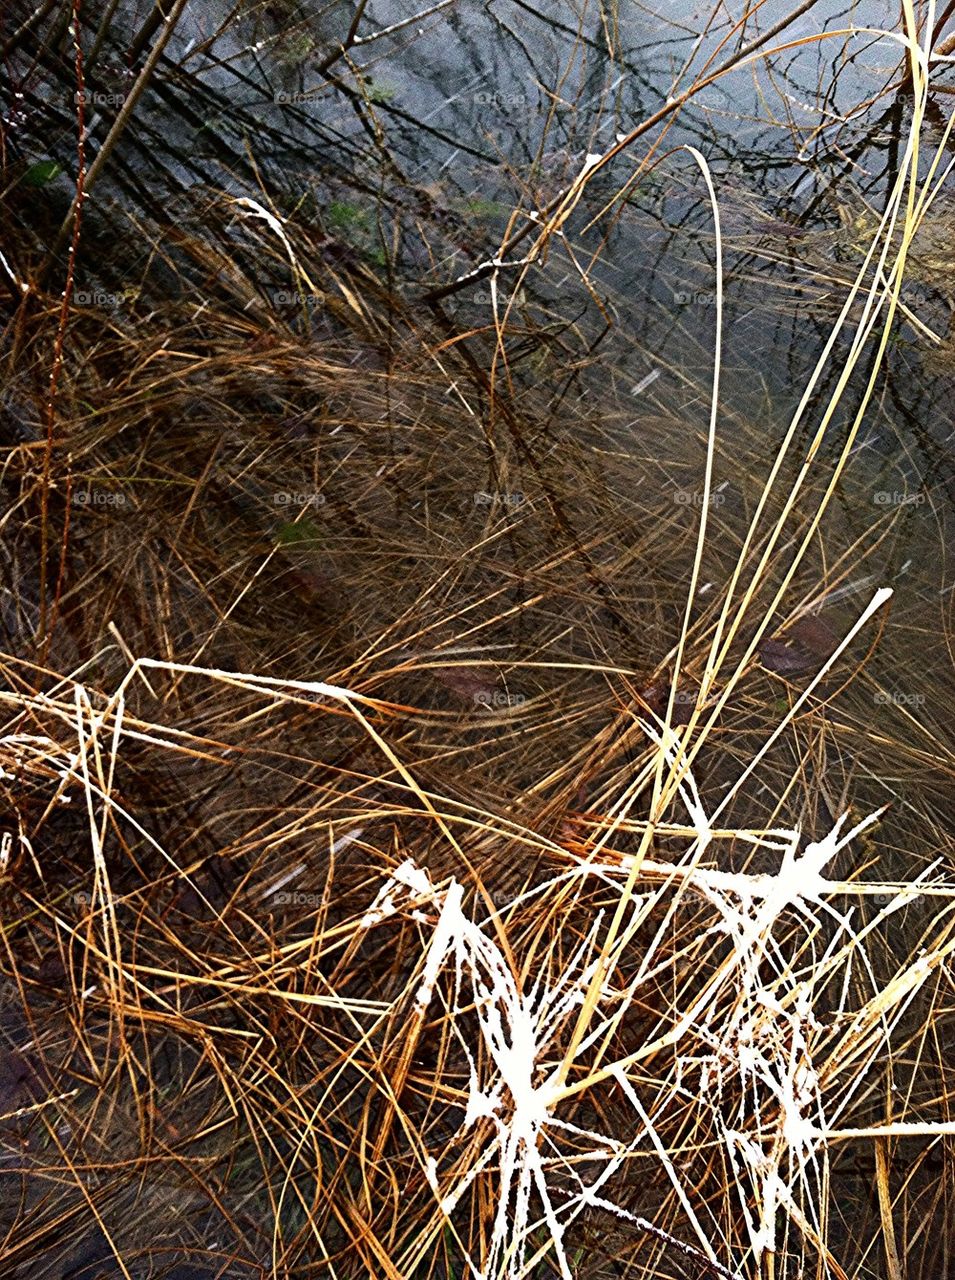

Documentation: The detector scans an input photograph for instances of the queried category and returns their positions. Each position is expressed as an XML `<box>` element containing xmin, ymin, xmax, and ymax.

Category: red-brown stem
<box><xmin>37</xmin><ymin>0</ymin><xmax>86</xmax><ymax>653</ymax></box>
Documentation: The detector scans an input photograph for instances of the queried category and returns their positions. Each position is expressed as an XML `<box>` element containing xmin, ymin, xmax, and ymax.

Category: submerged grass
<box><xmin>1</xmin><ymin>2</ymin><xmax>955</xmax><ymax>1278</ymax></box>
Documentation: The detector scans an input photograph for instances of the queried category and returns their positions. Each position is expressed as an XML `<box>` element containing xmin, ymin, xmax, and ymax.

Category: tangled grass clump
<box><xmin>2</xmin><ymin>3</ymin><xmax>955</xmax><ymax>1278</ymax></box>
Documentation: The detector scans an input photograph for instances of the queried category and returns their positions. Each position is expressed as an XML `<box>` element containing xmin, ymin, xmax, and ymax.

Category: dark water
<box><xmin>136</xmin><ymin>0</ymin><xmax>955</xmax><ymax>488</ymax></box>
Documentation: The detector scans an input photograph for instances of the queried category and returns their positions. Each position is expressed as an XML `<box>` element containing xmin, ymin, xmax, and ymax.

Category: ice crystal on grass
<box><xmin>360</xmin><ymin>858</ymin><xmax>622</xmax><ymax>1279</ymax></box>
<box><xmin>357</xmin><ymin>759</ymin><xmax>943</xmax><ymax>1279</ymax></box>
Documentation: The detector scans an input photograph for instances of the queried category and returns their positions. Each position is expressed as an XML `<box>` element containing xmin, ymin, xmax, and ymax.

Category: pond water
<box><xmin>126</xmin><ymin>0</ymin><xmax>955</xmax><ymax>494</ymax></box>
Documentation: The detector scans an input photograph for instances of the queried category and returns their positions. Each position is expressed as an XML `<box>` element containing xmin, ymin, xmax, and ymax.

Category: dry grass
<box><xmin>1</xmin><ymin>2</ymin><xmax>955</xmax><ymax>1278</ymax></box>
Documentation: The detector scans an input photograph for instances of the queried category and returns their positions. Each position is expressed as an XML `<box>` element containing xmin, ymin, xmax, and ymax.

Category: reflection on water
<box><xmin>140</xmin><ymin>0</ymin><xmax>955</xmax><ymax>473</ymax></box>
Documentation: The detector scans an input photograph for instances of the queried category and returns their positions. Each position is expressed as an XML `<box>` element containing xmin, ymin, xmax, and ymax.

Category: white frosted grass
<box><xmin>361</xmin><ymin>860</ymin><xmax>626</xmax><ymax>1280</ymax></box>
<box><xmin>361</xmin><ymin>829</ymin><xmax>744</xmax><ymax>1274</ymax></box>
<box><xmin>0</xmin><ymin>246</ymin><xmax>26</xmax><ymax>292</ymax></box>
<box><xmin>233</xmin><ymin>197</ymin><xmax>298</xmax><ymax>267</ymax></box>
<box><xmin>639</xmin><ymin>720</ymin><xmax>712</xmax><ymax>851</ymax></box>
<box><xmin>630</xmin><ymin>368</ymin><xmax>660</xmax><ymax>396</ymax></box>
<box><xmin>356</xmin><ymin>740</ymin><xmax>953</xmax><ymax>1278</ymax></box>
<box><xmin>17</xmin><ymin>656</ymin><xmax>949</xmax><ymax>1274</ymax></box>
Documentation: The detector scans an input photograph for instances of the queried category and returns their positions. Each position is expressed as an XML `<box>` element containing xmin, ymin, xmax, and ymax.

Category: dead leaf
<box><xmin>430</xmin><ymin>665</ymin><xmax>496</xmax><ymax>704</ymax></box>
<box><xmin>759</xmin><ymin>613</ymin><xmax>839</xmax><ymax>676</ymax></box>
